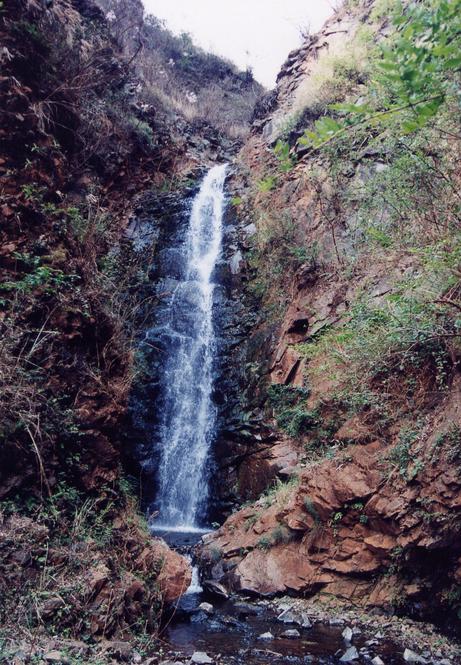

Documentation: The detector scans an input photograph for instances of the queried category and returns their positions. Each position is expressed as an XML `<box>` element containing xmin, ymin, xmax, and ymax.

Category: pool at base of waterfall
<box><xmin>161</xmin><ymin>589</ymin><xmax>407</xmax><ymax>665</ymax></box>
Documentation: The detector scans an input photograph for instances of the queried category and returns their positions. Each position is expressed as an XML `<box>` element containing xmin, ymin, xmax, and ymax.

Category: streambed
<box><xmin>156</xmin><ymin>530</ymin><xmax>405</xmax><ymax>665</ymax></box>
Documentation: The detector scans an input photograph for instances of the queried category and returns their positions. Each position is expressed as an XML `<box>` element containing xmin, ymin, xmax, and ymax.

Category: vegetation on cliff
<box><xmin>0</xmin><ymin>0</ymin><xmax>255</xmax><ymax>658</ymax></box>
<box><xmin>204</xmin><ymin>0</ymin><xmax>461</xmax><ymax>628</ymax></box>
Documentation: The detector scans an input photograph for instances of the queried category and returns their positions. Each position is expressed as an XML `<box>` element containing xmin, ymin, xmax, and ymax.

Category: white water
<box><xmin>154</xmin><ymin>164</ymin><xmax>227</xmax><ymax>529</ymax></box>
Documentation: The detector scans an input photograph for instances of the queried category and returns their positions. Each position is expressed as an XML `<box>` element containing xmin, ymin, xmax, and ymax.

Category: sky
<box><xmin>142</xmin><ymin>1</ymin><xmax>334</xmax><ymax>88</ymax></box>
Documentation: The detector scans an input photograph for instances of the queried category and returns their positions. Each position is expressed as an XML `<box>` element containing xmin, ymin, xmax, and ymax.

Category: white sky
<box><xmin>142</xmin><ymin>1</ymin><xmax>334</xmax><ymax>88</ymax></box>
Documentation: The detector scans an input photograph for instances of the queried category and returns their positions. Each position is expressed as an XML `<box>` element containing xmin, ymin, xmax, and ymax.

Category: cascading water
<box><xmin>153</xmin><ymin>164</ymin><xmax>227</xmax><ymax>530</ymax></box>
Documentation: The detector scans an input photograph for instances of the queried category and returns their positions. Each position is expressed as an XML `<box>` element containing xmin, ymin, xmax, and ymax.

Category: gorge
<box><xmin>1</xmin><ymin>0</ymin><xmax>461</xmax><ymax>664</ymax></box>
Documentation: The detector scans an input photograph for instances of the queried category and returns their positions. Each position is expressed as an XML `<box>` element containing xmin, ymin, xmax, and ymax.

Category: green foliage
<box><xmin>303</xmin><ymin>497</ymin><xmax>321</xmax><ymax>523</ymax></box>
<box><xmin>260</xmin><ymin>476</ymin><xmax>300</xmax><ymax>508</ymax></box>
<box><xmin>388</xmin><ymin>425</ymin><xmax>422</xmax><ymax>479</ymax></box>
<box><xmin>299</xmin><ymin>0</ymin><xmax>461</xmax><ymax>151</ymax></box>
<box><xmin>0</xmin><ymin>265</ymin><xmax>76</xmax><ymax>295</ymax></box>
<box><xmin>126</xmin><ymin>117</ymin><xmax>154</xmax><ymax>147</ymax></box>
<box><xmin>431</xmin><ymin>425</ymin><xmax>461</xmax><ymax>465</ymax></box>
<box><xmin>304</xmin><ymin>283</ymin><xmax>455</xmax><ymax>399</ymax></box>
<box><xmin>257</xmin><ymin>535</ymin><xmax>272</xmax><ymax>550</ymax></box>
<box><xmin>257</xmin><ymin>175</ymin><xmax>278</xmax><ymax>192</ymax></box>
<box><xmin>274</xmin><ymin>139</ymin><xmax>296</xmax><ymax>172</ymax></box>
<box><xmin>267</xmin><ymin>384</ymin><xmax>318</xmax><ymax>437</ymax></box>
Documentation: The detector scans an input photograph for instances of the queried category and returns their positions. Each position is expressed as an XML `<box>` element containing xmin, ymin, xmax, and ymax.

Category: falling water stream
<box><xmin>147</xmin><ymin>165</ymin><xmax>406</xmax><ymax>664</ymax></box>
<box><xmin>154</xmin><ymin>164</ymin><xmax>227</xmax><ymax>529</ymax></box>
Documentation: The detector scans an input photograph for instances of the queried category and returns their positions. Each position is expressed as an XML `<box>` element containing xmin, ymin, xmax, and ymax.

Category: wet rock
<box><xmin>203</xmin><ymin>580</ymin><xmax>229</xmax><ymax>599</ymax></box>
<box><xmin>258</xmin><ymin>632</ymin><xmax>274</xmax><ymax>640</ymax></box>
<box><xmin>190</xmin><ymin>653</ymin><xmax>214</xmax><ymax>665</ymax></box>
<box><xmin>221</xmin><ymin>614</ymin><xmax>241</xmax><ymax>627</ymax></box>
<box><xmin>198</xmin><ymin>602</ymin><xmax>214</xmax><ymax>614</ymax></box>
<box><xmin>342</xmin><ymin>626</ymin><xmax>353</xmax><ymax>643</ymax></box>
<box><xmin>234</xmin><ymin>602</ymin><xmax>260</xmax><ymax>617</ymax></box>
<box><xmin>275</xmin><ymin>606</ymin><xmax>312</xmax><ymax>627</ymax></box>
<box><xmin>403</xmin><ymin>649</ymin><xmax>427</xmax><ymax>663</ymax></box>
<box><xmin>340</xmin><ymin>646</ymin><xmax>359</xmax><ymax>662</ymax></box>
<box><xmin>281</xmin><ymin>628</ymin><xmax>301</xmax><ymax>639</ymax></box>
<box><xmin>371</xmin><ymin>657</ymin><xmax>385</xmax><ymax>665</ymax></box>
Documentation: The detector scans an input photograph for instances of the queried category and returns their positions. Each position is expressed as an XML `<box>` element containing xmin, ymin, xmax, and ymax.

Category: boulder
<box><xmin>202</xmin><ymin>580</ymin><xmax>229</xmax><ymax>599</ymax></box>
<box><xmin>139</xmin><ymin>540</ymin><xmax>191</xmax><ymax>604</ymax></box>
<box><xmin>198</xmin><ymin>602</ymin><xmax>214</xmax><ymax>615</ymax></box>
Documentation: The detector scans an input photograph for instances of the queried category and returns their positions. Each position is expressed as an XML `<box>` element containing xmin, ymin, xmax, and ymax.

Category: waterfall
<box><xmin>153</xmin><ymin>164</ymin><xmax>227</xmax><ymax>529</ymax></box>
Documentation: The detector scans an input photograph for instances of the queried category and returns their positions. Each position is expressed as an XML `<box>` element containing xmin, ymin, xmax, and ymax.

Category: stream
<box><xmin>147</xmin><ymin>167</ymin><xmax>407</xmax><ymax>664</ymax></box>
<box><xmin>155</xmin><ymin>531</ymin><xmax>406</xmax><ymax>665</ymax></box>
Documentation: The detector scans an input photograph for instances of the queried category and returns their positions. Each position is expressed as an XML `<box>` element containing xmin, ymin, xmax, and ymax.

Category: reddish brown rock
<box><xmin>142</xmin><ymin>540</ymin><xmax>191</xmax><ymax>604</ymax></box>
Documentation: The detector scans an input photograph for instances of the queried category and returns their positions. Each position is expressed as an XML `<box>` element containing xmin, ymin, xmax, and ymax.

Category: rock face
<box><xmin>199</xmin><ymin>0</ymin><xmax>461</xmax><ymax>626</ymax></box>
<box><xmin>140</xmin><ymin>539</ymin><xmax>192</xmax><ymax>604</ymax></box>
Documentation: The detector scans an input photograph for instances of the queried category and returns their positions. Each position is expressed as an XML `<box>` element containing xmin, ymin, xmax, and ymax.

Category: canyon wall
<box><xmin>0</xmin><ymin>0</ymin><xmax>257</xmax><ymax>645</ymax></box>
<box><xmin>200</xmin><ymin>0</ymin><xmax>461</xmax><ymax>628</ymax></box>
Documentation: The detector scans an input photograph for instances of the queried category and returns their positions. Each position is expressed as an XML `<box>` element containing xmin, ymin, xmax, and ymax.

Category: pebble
<box><xmin>371</xmin><ymin>657</ymin><xmax>385</xmax><ymax>665</ymax></box>
<box><xmin>257</xmin><ymin>632</ymin><xmax>274</xmax><ymax>640</ymax></box>
<box><xmin>281</xmin><ymin>629</ymin><xmax>301</xmax><ymax>639</ymax></box>
<box><xmin>340</xmin><ymin>646</ymin><xmax>359</xmax><ymax>662</ymax></box>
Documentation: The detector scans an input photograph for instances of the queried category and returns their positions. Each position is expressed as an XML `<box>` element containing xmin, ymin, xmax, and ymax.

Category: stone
<box><xmin>277</xmin><ymin>609</ymin><xmax>299</xmax><ymax>624</ymax></box>
<box><xmin>371</xmin><ymin>657</ymin><xmax>385</xmax><ymax>665</ymax></box>
<box><xmin>300</xmin><ymin>613</ymin><xmax>313</xmax><ymax>628</ymax></box>
<box><xmin>198</xmin><ymin>602</ymin><xmax>214</xmax><ymax>614</ymax></box>
<box><xmin>139</xmin><ymin>541</ymin><xmax>191</xmax><ymax>604</ymax></box>
<box><xmin>190</xmin><ymin>653</ymin><xmax>214</xmax><ymax>665</ymax></box>
<box><xmin>229</xmin><ymin>250</ymin><xmax>243</xmax><ymax>275</ymax></box>
<box><xmin>44</xmin><ymin>653</ymin><xmax>69</xmax><ymax>664</ymax></box>
<box><xmin>258</xmin><ymin>632</ymin><xmax>274</xmax><ymax>640</ymax></box>
<box><xmin>403</xmin><ymin>649</ymin><xmax>427</xmax><ymax>664</ymax></box>
<box><xmin>234</xmin><ymin>602</ymin><xmax>260</xmax><ymax>617</ymax></box>
<box><xmin>342</xmin><ymin>626</ymin><xmax>353</xmax><ymax>643</ymax></box>
<box><xmin>281</xmin><ymin>629</ymin><xmax>301</xmax><ymax>639</ymax></box>
<box><xmin>340</xmin><ymin>647</ymin><xmax>359</xmax><ymax>662</ymax></box>
<box><xmin>202</xmin><ymin>580</ymin><xmax>229</xmax><ymax>599</ymax></box>
<box><xmin>107</xmin><ymin>642</ymin><xmax>132</xmax><ymax>661</ymax></box>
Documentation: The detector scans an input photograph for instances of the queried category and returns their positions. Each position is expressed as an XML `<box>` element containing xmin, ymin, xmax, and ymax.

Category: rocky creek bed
<box><xmin>156</xmin><ymin>590</ymin><xmax>459</xmax><ymax>665</ymax></box>
<box><xmin>139</xmin><ymin>531</ymin><xmax>460</xmax><ymax>665</ymax></box>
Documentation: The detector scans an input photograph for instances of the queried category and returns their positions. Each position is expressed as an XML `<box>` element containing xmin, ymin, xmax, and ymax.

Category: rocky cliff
<box><xmin>200</xmin><ymin>0</ymin><xmax>461</xmax><ymax>629</ymax></box>
<box><xmin>0</xmin><ymin>0</ymin><xmax>258</xmax><ymax>655</ymax></box>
